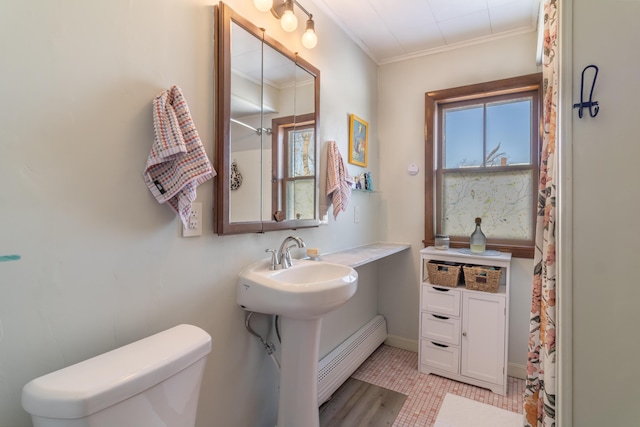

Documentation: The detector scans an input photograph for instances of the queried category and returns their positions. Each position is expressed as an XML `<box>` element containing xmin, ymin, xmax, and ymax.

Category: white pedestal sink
<box><xmin>238</xmin><ymin>259</ymin><xmax>358</xmax><ymax>427</ymax></box>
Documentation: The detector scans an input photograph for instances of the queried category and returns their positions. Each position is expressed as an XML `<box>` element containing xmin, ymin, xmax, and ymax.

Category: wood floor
<box><xmin>319</xmin><ymin>378</ymin><xmax>407</xmax><ymax>427</ymax></box>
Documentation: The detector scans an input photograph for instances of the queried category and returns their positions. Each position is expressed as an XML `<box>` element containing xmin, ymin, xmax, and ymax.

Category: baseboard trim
<box><xmin>384</xmin><ymin>335</ymin><xmax>418</xmax><ymax>352</ymax></box>
<box><xmin>507</xmin><ymin>363</ymin><xmax>526</xmax><ymax>380</ymax></box>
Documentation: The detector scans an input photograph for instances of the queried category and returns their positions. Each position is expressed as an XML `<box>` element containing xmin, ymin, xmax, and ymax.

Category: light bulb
<box><xmin>254</xmin><ymin>0</ymin><xmax>273</xmax><ymax>12</ymax></box>
<box><xmin>280</xmin><ymin>9</ymin><xmax>298</xmax><ymax>32</ymax></box>
<box><xmin>302</xmin><ymin>29</ymin><xmax>317</xmax><ymax>49</ymax></box>
<box><xmin>301</xmin><ymin>18</ymin><xmax>317</xmax><ymax>49</ymax></box>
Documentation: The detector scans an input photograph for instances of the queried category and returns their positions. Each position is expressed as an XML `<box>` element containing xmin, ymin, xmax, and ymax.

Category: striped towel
<box><xmin>144</xmin><ymin>86</ymin><xmax>216</xmax><ymax>227</ymax></box>
<box><xmin>326</xmin><ymin>141</ymin><xmax>353</xmax><ymax>220</ymax></box>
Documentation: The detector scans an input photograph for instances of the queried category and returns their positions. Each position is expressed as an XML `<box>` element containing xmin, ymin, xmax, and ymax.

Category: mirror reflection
<box><xmin>215</xmin><ymin>2</ymin><xmax>320</xmax><ymax>235</ymax></box>
<box><xmin>228</xmin><ymin>20</ymin><xmax>264</xmax><ymax>223</ymax></box>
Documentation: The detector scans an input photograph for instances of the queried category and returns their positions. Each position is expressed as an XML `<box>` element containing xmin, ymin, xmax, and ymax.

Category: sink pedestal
<box><xmin>237</xmin><ymin>258</ymin><xmax>358</xmax><ymax>427</ymax></box>
<box><xmin>277</xmin><ymin>316</ymin><xmax>322</xmax><ymax>427</ymax></box>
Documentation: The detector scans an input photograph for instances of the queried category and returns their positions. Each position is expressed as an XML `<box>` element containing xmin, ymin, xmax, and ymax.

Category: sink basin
<box><xmin>237</xmin><ymin>259</ymin><xmax>358</xmax><ymax>319</ymax></box>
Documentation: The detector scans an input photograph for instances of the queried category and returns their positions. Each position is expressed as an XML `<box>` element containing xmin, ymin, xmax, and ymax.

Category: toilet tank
<box><xmin>22</xmin><ymin>324</ymin><xmax>212</xmax><ymax>427</ymax></box>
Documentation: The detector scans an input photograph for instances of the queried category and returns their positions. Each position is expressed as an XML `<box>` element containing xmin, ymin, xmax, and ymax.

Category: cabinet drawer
<box><xmin>420</xmin><ymin>340</ymin><xmax>460</xmax><ymax>374</ymax></box>
<box><xmin>421</xmin><ymin>285</ymin><xmax>461</xmax><ymax>316</ymax></box>
<box><xmin>421</xmin><ymin>312</ymin><xmax>460</xmax><ymax>345</ymax></box>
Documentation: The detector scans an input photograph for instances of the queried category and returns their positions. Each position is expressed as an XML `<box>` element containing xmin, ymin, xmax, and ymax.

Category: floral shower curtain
<box><xmin>523</xmin><ymin>0</ymin><xmax>558</xmax><ymax>426</ymax></box>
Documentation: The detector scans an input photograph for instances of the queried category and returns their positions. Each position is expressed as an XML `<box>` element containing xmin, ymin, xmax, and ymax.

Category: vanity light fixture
<box><xmin>255</xmin><ymin>0</ymin><xmax>318</xmax><ymax>49</ymax></box>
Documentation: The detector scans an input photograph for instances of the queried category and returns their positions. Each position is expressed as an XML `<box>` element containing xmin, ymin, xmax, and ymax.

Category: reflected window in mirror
<box><xmin>271</xmin><ymin>114</ymin><xmax>316</xmax><ymax>221</ymax></box>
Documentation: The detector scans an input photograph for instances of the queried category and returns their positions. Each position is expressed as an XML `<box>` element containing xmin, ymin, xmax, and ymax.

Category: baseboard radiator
<box><xmin>317</xmin><ymin>315</ymin><xmax>387</xmax><ymax>405</ymax></box>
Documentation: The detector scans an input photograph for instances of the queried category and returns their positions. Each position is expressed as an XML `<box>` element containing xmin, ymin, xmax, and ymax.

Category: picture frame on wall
<box><xmin>348</xmin><ymin>114</ymin><xmax>368</xmax><ymax>167</ymax></box>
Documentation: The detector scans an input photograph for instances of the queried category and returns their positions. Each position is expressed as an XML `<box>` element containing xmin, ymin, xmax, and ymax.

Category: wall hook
<box><xmin>573</xmin><ymin>65</ymin><xmax>599</xmax><ymax>118</ymax></box>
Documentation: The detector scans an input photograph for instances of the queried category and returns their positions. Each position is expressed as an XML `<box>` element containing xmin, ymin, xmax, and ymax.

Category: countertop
<box><xmin>316</xmin><ymin>242</ymin><xmax>411</xmax><ymax>268</ymax></box>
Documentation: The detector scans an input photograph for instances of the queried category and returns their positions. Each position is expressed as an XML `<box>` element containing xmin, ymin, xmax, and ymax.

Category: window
<box><xmin>424</xmin><ymin>74</ymin><xmax>542</xmax><ymax>258</ymax></box>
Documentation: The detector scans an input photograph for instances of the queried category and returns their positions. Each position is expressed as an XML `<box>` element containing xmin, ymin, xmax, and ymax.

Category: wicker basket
<box><xmin>463</xmin><ymin>265</ymin><xmax>502</xmax><ymax>293</ymax></box>
<box><xmin>426</xmin><ymin>261</ymin><xmax>462</xmax><ymax>288</ymax></box>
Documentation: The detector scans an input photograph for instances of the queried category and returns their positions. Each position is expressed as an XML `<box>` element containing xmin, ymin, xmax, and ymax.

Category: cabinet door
<box><xmin>460</xmin><ymin>292</ymin><xmax>506</xmax><ymax>385</ymax></box>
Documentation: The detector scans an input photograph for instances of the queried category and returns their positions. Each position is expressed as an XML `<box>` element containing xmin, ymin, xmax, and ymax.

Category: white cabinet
<box><xmin>419</xmin><ymin>247</ymin><xmax>511</xmax><ymax>395</ymax></box>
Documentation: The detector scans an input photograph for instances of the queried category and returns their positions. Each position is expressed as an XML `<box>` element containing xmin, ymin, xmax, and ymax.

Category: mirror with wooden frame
<box><xmin>214</xmin><ymin>2</ymin><xmax>320</xmax><ymax>235</ymax></box>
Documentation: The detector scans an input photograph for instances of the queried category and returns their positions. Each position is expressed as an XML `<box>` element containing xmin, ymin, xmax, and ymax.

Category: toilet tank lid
<box><xmin>22</xmin><ymin>324</ymin><xmax>212</xmax><ymax>419</ymax></box>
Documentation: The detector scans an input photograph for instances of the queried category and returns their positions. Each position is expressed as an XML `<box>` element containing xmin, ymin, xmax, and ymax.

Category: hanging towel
<box><xmin>326</xmin><ymin>140</ymin><xmax>353</xmax><ymax>220</ymax></box>
<box><xmin>144</xmin><ymin>85</ymin><xmax>216</xmax><ymax>227</ymax></box>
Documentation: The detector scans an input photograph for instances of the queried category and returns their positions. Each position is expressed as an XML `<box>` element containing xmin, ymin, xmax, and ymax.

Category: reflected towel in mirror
<box><xmin>144</xmin><ymin>85</ymin><xmax>216</xmax><ymax>227</ymax></box>
<box><xmin>326</xmin><ymin>141</ymin><xmax>353</xmax><ymax>220</ymax></box>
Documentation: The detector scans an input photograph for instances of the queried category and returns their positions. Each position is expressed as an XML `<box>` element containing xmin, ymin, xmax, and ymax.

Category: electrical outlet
<box><xmin>354</xmin><ymin>205</ymin><xmax>360</xmax><ymax>223</ymax></box>
<box><xmin>182</xmin><ymin>202</ymin><xmax>202</xmax><ymax>237</ymax></box>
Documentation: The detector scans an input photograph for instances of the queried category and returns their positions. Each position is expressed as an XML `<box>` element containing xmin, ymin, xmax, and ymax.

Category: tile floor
<box><xmin>350</xmin><ymin>344</ymin><xmax>525</xmax><ymax>427</ymax></box>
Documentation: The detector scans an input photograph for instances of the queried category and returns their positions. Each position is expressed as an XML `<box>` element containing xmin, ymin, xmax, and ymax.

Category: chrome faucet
<box><xmin>265</xmin><ymin>236</ymin><xmax>306</xmax><ymax>270</ymax></box>
<box><xmin>275</xmin><ymin>236</ymin><xmax>306</xmax><ymax>269</ymax></box>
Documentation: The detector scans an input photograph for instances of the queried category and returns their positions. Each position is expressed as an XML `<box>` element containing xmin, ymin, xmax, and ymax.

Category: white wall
<box><xmin>569</xmin><ymin>0</ymin><xmax>640</xmax><ymax>425</ymax></box>
<box><xmin>376</xmin><ymin>32</ymin><xmax>541</xmax><ymax>370</ymax></box>
<box><xmin>0</xmin><ymin>1</ymin><xmax>380</xmax><ymax>426</ymax></box>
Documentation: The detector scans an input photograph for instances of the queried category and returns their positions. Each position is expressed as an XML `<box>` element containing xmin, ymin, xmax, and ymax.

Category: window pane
<box><xmin>486</xmin><ymin>99</ymin><xmax>531</xmax><ymax>166</ymax></box>
<box><xmin>443</xmin><ymin>106</ymin><xmax>483</xmax><ymax>168</ymax></box>
<box><xmin>288</xmin><ymin>128</ymin><xmax>315</xmax><ymax>177</ymax></box>
<box><xmin>441</xmin><ymin>170</ymin><xmax>534</xmax><ymax>240</ymax></box>
<box><xmin>286</xmin><ymin>179</ymin><xmax>315</xmax><ymax>220</ymax></box>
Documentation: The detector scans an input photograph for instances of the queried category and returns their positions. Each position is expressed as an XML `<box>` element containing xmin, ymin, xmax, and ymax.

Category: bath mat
<box><xmin>434</xmin><ymin>393</ymin><xmax>521</xmax><ymax>427</ymax></box>
<box><xmin>319</xmin><ymin>378</ymin><xmax>407</xmax><ymax>427</ymax></box>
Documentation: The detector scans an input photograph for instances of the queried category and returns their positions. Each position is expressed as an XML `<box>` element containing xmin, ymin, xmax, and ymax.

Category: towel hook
<box><xmin>573</xmin><ymin>64</ymin><xmax>599</xmax><ymax>118</ymax></box>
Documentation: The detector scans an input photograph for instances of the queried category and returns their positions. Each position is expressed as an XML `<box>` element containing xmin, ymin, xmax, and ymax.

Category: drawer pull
<box><xmin>433</xmin><ymin>287</ymin><xmax>450</xmax><ymax>292</ymax></box>
<box><xmin>432</xmin><ymin>314</ymin><xmax>449</xmax><ymax>320</ymax></box>
<box><xmin>431</xmin><ymin>342</ymin><xmax>449</xmax><ymax>348</ymax></box>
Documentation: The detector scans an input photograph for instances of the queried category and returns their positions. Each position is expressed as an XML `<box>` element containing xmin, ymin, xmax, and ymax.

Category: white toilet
<box><xmin>21</xmin><ymin>324</ymin><xmax>212</xmax><ymax>427</ymax></box>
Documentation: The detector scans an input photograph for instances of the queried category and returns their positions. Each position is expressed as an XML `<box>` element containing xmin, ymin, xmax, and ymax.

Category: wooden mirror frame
<box><xmin>214</xmin><ymin>2</ymin><xmax>320</xmax><ymax>235</ymax></box>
